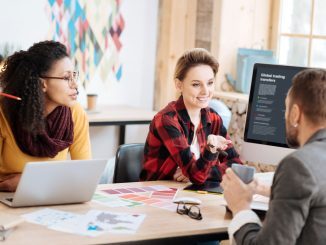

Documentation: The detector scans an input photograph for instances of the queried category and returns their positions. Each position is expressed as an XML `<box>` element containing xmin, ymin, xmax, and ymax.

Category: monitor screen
<box><xmin>242</xmin><ymin>63</ymin><xmax>307</xmax><ymax>164</ymax></box>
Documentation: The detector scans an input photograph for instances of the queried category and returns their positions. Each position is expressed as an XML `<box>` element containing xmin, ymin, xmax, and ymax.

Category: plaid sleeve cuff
<box><xmin>203</xmin><ymin>148</ymin><xmax>218</xmax><ymax>161</ymax></box>
<box><xmin>228</xmin><ymin>209</ymin><xmax>262</xmax><ymax>245</ymax></box>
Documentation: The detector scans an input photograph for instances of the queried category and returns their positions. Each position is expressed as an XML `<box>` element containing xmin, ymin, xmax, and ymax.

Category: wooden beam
<box><xmin>270</xmin><ymin>0</ymin><xmax>280</xmax><ymax>52</ymax></box>
<box><xmin>210</xmin><ymin>0</ymin><xmax>222</xmax><ymax>55</ymax></box>
<box><xmin>211</xmin><ymin>0</ymin><xmax>223</xmax><ymax>90</ymax></box>
<box><xmin>154</xmin><ymin>0</ymin><xmax>197</xmax><ymax>111</ymax></box>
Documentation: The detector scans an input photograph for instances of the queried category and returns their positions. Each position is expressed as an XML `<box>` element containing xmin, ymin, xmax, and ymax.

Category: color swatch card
<box><xmin>150</xmin><ymin>201</ymin><xmax>177</xmax><ymax>212</ymax></box>
<box><xmin>92</xmin><ymin>193</ymin><xmax>144</xmax><ymax>208</ymax></box>
<box><xmin>151</xmin><ymin>188</ymin><xmax>178</xmax><ymax>200</ymax></box>
<box><xmin>119</xmin><ymin>193</ymin><xmax>177</xmax><ymax>212</ymax></box>
<box><xmin>100</xmin><ymin>185</ymin><xmax>171</xmax><ymax>195</ymax></box>
<box><xmin>96</xmin><ymin>185</ymin><xmax>178</xmax><ymax>211</ymax></box>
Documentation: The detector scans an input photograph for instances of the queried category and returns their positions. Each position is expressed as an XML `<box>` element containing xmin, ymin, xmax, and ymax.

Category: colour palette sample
<box><xmin>101</xmin><ymin>185</ymin><xmax>171</xmax><ymax>195</ymax></box>
<box><xmin>92</xmin><ymin>193</ymin><xmax>144</xmax><ymax>208</ymax></box>
<box><xmin>95</xmin><ymin>185</ymin><xmax>178</xmax><ymax>212</ymax></box>
<box><xmin>151</xmin><ymin>188</ymin><xmax>178</xmax><ymax>200</ymax></box>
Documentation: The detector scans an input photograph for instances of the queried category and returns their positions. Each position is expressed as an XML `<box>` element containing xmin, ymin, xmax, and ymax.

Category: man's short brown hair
<box><xmin>289</xmin><ymin>68</ymin><xmax>326</xmax><ymax>124</ymax></box>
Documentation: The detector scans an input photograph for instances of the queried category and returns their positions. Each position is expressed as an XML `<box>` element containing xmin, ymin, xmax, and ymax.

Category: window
<box><xmin>278</xmin><ymin>0</ymin><xmax>326</xmax><ymax>68</ymax></box>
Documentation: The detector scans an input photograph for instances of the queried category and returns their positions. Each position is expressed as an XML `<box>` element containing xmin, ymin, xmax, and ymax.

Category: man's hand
<box><xmin>173</xmin><ymin>168</ymin><xmax>189</xmax><ymax>182</ymax></box>
<box><xmin>221</xmin><ymin>168</ymin><xmax>253</xmax><ymax>215</ymax></box>
<box><xmin>206</xmin><ymin>135</ymin><xmax>231</xmax><ymax>154</ymax></box>
<box><xmin>0</xmin><ymin>174</ymin><xmax>21</xmax><ymax>192</ymax></box>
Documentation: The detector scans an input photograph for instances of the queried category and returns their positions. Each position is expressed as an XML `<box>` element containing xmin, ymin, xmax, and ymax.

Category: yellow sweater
<box><xmin>0</xmin><ymin>103</ymin><xmax>91</xmax><ymax>173</ymax></box>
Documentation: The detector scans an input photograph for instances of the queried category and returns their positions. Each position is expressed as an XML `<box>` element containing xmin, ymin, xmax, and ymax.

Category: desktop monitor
<box><xmin>242</xmin><ymin>63</ymin><xmax>307</xmax><ymax>165</ymax></box>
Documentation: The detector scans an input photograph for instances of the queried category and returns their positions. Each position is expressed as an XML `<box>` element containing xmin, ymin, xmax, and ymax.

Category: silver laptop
<box><xmin>0</xmin><ymin>159</ymin><xmax>107</xmax><ymax>207</ymax></box>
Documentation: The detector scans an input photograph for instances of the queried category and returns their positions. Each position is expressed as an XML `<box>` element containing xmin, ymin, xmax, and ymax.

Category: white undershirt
<box><xmin>190</xmin><ymin>127</ymin><xmax>200</xmax><ymax>160</ymax></box>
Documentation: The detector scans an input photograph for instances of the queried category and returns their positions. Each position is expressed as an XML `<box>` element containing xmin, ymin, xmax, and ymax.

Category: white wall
<box><xmin>0</xmin><ymin>0</ymin><xmax>159</xmax><ymax>160</ymax></box>
<box><xmin>108</xmin><ymin>0</ymin><xmax>158</xmax><ymax>108</ymax></box>
<box><xmin>90</xmin><ymin>0</ymin><xmax>158</xmax><ymax>159</ymax></box>
<box><xmin>0</xmin><ymin>0</ymin><xmax>49</xmax><ymax>50</ymax></box>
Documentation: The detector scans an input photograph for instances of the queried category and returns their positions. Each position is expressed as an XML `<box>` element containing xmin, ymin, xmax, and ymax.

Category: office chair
<box><xmin>113</xmin><ymin>143</ymin><xmax>145</xmax><ymax>183</ymax></box>
<box><xmin>209</xmin><ymin>99</ymin><xmax>232</xmax><ymax>129</ymax></box>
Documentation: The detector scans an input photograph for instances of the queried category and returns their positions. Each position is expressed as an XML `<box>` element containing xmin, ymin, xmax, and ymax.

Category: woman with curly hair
<box><xmin>0</xmin><ymin>40</ymin><xmax>91</xmax><ymax>191</ymax></box>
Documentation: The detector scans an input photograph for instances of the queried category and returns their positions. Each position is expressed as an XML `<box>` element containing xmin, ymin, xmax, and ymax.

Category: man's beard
<box><xmin>286</xmin><ymin>122</ymin><xmax>300</xmax><ymax>148</ymax></box>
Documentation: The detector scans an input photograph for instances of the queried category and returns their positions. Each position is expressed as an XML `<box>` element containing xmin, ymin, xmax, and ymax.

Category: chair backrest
<box><xmin>209</xmin><ymin>99</ymin><xmax>232</xmax><ymax>130</ymax></box>
<box><xmin>113</xmin><ymin>143</ymin><xmax>145</xmax><ymax>183</ymax></box>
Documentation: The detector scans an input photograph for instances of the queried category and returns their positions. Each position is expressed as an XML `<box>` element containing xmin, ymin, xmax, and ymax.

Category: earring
<box><xmin>292</xmin><ymin>123</ymin><xmax>298</xmax><ymax>128</ymax></box>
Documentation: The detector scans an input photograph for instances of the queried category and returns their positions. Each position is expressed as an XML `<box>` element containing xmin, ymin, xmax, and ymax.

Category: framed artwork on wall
<box><xmin>46</xmin><ymin>0</ymin><xmax>125</xmax><ymax>90</ymax></box>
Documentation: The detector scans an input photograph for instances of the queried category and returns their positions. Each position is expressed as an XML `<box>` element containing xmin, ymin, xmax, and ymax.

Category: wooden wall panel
<box><xmin>154</xmin><ymin>0</ymin><xmax>273</xmax><ymax>109</ymax></box>
<box><xmin>154</xmin><ymin>0</ymin><xmax>197</xmax><ymax>110</ymax></box>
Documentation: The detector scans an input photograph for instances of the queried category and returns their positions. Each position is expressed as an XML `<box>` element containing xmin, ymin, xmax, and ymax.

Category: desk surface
<box><xmin>1</xmin><ymin>181</ymin><xmax>231</xmax><ymax>244</ymax></box>
<box><xmin>87</xmin><ymin>105</ymin><xmax>157</xmax><ymax>125</ymax></box>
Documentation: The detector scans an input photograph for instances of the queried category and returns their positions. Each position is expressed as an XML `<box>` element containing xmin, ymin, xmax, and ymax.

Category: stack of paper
<box><xmin>251</xmin><ymin>194</ymin><xmax>269</xmax><ymax>211</ymax></box>
<box><xmin>250</xmin><ymin>172</ymin><xmax>274</xmax><ymax>211</ymax></box>
<box><xmin>220</xmin><ymin>172</ymin><xmax>273</xmax><ymax>212</ymax></box>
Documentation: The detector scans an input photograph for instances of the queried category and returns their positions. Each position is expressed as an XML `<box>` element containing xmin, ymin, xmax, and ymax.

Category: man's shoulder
<box><xmin>278</xmin><ymin>149</ymin><xmax>310</xmax><ymax>173</ymax></box>
<box><xmin>284</xmin><ymin>141</ymin><xmax>326</xmax><ymax>168</ymax></box>
<box><xmin>276</xmin><ymin>143</ymin><xmax>326</xmax><ymax>186</ymax></box>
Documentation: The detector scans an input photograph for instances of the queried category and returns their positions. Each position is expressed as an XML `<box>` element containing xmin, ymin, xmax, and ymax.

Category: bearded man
<box><xmin>221</xmin><ymin>69</ymin><xmax>326</xmax><ymax>245</ymax></box>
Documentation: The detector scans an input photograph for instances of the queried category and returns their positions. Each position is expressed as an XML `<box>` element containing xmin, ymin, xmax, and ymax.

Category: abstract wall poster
<box><xmin>46</xmin><ymin>0</ymin><xmax>124</xmax><ymax>89</ymax></box>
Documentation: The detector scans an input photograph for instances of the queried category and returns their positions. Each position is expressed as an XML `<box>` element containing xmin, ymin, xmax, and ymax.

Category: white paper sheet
<box><xmin>22</xmin><ymin>208</ymin><xmax>81</xmax><ymax>226</ymax></box>
<box><xmin>22</xmin><ymin>208</ymin><xmax>146</xmax><ymax>237</ymax></box>
<box><xmin>51</xmin><ymin>210</ymin><xmax>146</xmax><ymax>236</ymax></box>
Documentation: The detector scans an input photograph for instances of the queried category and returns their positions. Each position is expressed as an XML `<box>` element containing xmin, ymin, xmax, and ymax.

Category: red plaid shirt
<box><xmin>140</xmin><ymin>96</ymin><xmax>242</xmax><ymax>184</ymax></box>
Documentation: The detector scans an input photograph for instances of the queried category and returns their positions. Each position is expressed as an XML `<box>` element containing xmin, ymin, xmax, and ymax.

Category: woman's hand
<box><xmin>173</xmin><ymin>167</ymin><xmax>190</xmax><ymax>182</ymax></box>
<box><xmin>206</xmin><ymin>135</ymin><xmax>232</xmax><ymax>154</ymax></box>
<box><xmin>0</xmin><ymin>173</ymin><xmax>21</xmax><ymax>192</ymax></box>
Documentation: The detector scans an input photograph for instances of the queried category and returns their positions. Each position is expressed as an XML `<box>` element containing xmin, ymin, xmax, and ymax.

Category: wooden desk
<box><xmin>1</xmin><ymin>181</ymin><xmax>231</xmax><ymax>244</ymax></box>
<box><xmin>87</xmin><ymin>105</ymin><xmax>157</xmax><ymax>145</ymax></box>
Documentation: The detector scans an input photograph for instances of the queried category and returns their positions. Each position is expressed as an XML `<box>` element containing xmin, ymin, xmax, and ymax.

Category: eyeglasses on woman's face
<box><xmin>176</xmin><ymin>202</ymin><xmax>203</xmax><ymax>220</ymax></box>
<box><xmin>40</xmin><ymin>71</ymin><xmax>79</xmax><ymax>88</ymax></box>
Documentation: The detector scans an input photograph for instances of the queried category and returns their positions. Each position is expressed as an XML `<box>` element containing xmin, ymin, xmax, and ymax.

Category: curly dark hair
<box><xmin>0</xmin><ymin>40</ymin><xmax>69</xmax><ymax>134</ymax></box>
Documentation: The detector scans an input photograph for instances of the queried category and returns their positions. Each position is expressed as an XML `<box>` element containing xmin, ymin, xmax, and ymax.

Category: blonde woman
<box><xmin>140</xmin><ymin>48</ymin><xmax>242</xmax><ymax>184</ymax></box>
